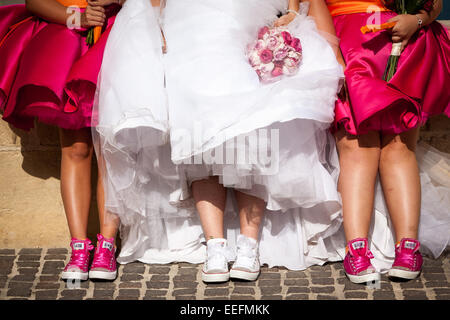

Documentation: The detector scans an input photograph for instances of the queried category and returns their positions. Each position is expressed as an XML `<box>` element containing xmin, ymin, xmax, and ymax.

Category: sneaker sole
<box><xmin>89</xmin><ymin>270</ymin><xmax>117</xmax><ymax>281</ymax></box>
<box><xmin>61</xmin><ymin>271</ymin><xmax>89</xmax><ymax>281</ymax></box>
<box><xmin>230</xmin><ymin>268</ymin><xmax>260</xmax><ymax>281</ymax></box>
<box><xmin>202</xmin><ymin>271</ymin><xmax>230</xmax><ymax>283</ymax></box>
<box><xmin>388</xmin><ymin>268</ymin><xmax>421</xmax><ymax>280</ymax></box>
<box><xmin>346</xmin><ymin>271</ymin><xmax>380</xmax><ymax>284</ymax></box>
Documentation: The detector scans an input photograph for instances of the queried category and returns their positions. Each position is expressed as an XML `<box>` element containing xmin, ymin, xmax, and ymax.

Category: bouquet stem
<box><xmin>383</xmin><ymin>42</ymin><xmax>402</xmax><ymax>81</ymax></box>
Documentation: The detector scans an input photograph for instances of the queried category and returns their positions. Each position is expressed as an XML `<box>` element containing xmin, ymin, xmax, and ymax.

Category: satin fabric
<box><xmin>0</xmin><ymin>4</ymin><xmax>119</xmax><ymax>131</ymax></box>
<box><xmin>326</xmin><ymin>0</ymin><xmax>389</xmax><ymax>17</ymax></box>
<box><xmin>332</xmin><ymin>12</ymin><xmax>450</xmax><ymax>135</ymax></box>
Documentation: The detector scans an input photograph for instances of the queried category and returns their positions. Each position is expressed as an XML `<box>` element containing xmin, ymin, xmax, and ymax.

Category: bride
<box><xmin>93</xmin><ymin>0</ymin><xmax>344</xmax><ymax>277</ymax></box>
<box><xmin>93</xmin><ymin>0</ymin><xmax>450</xmax><ymax>280</ymax></box>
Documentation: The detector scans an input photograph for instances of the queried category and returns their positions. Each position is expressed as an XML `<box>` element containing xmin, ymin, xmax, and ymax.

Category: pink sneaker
<box><xmin>388</xmin><ymin>238</ymin><xmax>423</xmax><ymax>280</ymax></box>
<box><xmin>344</xmin><ymin>238</ymin><xmax>380</xmax><ymax>284</ymax></box>
<box><xmin>89</xmin><ymin>234</ymin><xmax>117</xmax><ymax>280</ymax></box>
<box><xmin>61</xmin><ymin>238</ymin><xmax>94</xmax><ymax>281</ymax></box>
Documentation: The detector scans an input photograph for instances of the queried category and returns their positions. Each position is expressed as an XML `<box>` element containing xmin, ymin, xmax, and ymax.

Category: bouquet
<box><xmin>361</xmin><ymin>0</ymin><xmax>435</xmax><ymax>81</ymax></box>
<box><xmin>247</xmin><ymin>26</ymin><xmax>303</xmax><ymax>83</ymax></box>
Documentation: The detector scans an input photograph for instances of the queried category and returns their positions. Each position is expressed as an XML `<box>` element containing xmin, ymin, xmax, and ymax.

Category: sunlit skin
<box><xmin>25</xmin><ymin>0</ymin><xmax>121</xmax><ymax>244</ymax></box>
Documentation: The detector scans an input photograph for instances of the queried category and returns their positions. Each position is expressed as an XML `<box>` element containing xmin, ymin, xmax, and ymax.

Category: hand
<box><xmin>273</xmin><ymin>12</ymin><xmax>297</xmax><ymax>27</ymax></box>
<box><xmin>81</xmin><ymin>4</ymin><xmax>106</xmax><ymax>28</ymax></box>
<box><xmin>387</xmin><ymin>14</ymin><xmax>420</xmax><ymax>50</ymax></box>
<box><xmin>87</xmin><ymin>0</ymin><xmax>124</xmax><ymax>6</ymax></box>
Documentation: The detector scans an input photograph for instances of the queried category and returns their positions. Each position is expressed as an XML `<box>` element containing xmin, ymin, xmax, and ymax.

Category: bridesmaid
<box><xmin>326</xmin><ymin>0</ymin><xmax>449</xmax><ymax>283</ymax></box>
<box><xmin>0</xmin><ymin>0</ymin><xmax>124</xmax><ymax>281</ymax></box>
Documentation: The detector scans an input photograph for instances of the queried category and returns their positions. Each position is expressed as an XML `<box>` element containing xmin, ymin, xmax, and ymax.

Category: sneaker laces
<box><xmin>66</xmin><ymin>241</ymin><xmax>93</xmax><ymax>270</ymax></box>
<box><xmin>350</xmin><ymin>250</ymin><xmax>375</xmax><ymax>273</ymax></box>
<box><xmin>206</xmin><ymin>242</ymin><xmax>228</xmax><ymax>270</ymax></box>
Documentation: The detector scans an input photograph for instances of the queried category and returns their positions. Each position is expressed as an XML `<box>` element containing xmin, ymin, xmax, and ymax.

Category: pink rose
<box><xmin>259</xmin><ymin>49</ymin><xmax>273</xmax><ymax>64</ymax></box>
<box><xmin>291</xmin><ymin>37</ymin><xmax>302</xmax><ymax>53</ymax></box>
<box><xmin>281</xmin><ymin>31</ymin><xmax>292</xmax><ymax>45</ymax></box>
<box><xmin>274</xmin><ymin>48</ymin><xmax>288</xmax><ymax>61</ymax></box>
<box><xmin>258</xmin><ymin>26</ymin><xmax>269</xmax><ymax>40</ymax></box>
<box><xmin>271</xmin><ymin>66</ymin><xmax>284</xmax><ymax>78</ymax></box>
<box><xmin>255</xmin><ymin>39</ymin><xmax>265</xmax><ymax>51</ymax></box>
<box><xmin>267</xmin><ymin>36</ymin><xmax>279</xmax><ymax>50</ymax></box>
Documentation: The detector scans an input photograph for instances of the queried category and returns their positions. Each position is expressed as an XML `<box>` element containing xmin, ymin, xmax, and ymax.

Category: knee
<box><xmin>337</xmin><ymin>136</ymin><xmax>380</xmax><ymax>166</ymax></box>
<box><xmin>380</xmin><ymin>136</ymin><xmax>415</xmax><ymax>164</ymax></box>
<box><xmin>63</xmin><ymin>142</ymin><xmax>93</xmax><ymax>162</ymax></box>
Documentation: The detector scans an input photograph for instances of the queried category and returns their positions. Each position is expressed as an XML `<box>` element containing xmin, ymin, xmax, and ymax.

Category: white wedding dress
<box><xmin>93</xmin><ymin>0</ymin><xmax>450</xmax><ymax>271</ymax></box>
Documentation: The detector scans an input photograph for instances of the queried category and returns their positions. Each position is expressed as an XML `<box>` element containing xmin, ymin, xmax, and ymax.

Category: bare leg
<box><xmin>59</xmin><ymin>128</ymin><xmax>93</xmax><ymax>240</ymax></box>
<box><xmin>192</xmin><ymin>176</ymin><xmax>227</xmax><ymax>240</ymax></box>
<box><xmin>96</xmin><ymin>160</ymin><xmax>120</xmax><ymax>243</ymax></box>
<box><xmin>335</xmin><ymin>128</ymin><xmax>381</xmax><ymax>242</ymax></box>
<box><xmin>234</xmin><ymin>191</ymin><xmax>265</xmax><ymax>241</ymax></box>
<box><xmin>379</xmin><ymin>128</ymin><xmax>421</xmax><ymax>241</ymax></box>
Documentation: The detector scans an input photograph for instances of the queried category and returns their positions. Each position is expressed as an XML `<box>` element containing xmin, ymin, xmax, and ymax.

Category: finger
<box><xmin>386</xmin><ymin>16</ymin><xmax>400</xmax><ymax>23</ymax></box>
<box><xmin>391</xmin><ymin>35</ymin><xmax>402</xmax><ymax>43</ymax></box>
<box><xmin>85</xmin><ymin>13</ymin><xmax>105</xmax><ymax>24</ymax></box>
<box><xmin>401</xmin><ymin>39</ymin><xmax>409</xmax><ymax>51</ymax></box>
<box><xmin>88</xmin><ymin>5</ymin><xmax>106</xmax><ymax>13</ymax></box>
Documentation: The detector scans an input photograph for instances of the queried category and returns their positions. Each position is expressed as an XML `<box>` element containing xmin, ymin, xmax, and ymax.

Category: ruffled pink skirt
<box><xmin>332</xmin><ymin>12</ymin><xmax>450</xmax><ymax>135</ymax></box>
<box><xmin>0</xmin><ymin>4</ymin><xmax>119</xmax><ymax>131</ymax></box>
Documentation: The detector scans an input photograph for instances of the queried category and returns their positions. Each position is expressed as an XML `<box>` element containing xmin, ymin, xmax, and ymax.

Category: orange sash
<box><xmin>57</xmin><ymin>0</ymin><xmax>101</xmax><ymax>43</ymax></box>
<box><xmin>326</xmin><ymin>0</ymin><xmax>390</xmax><ymax>17</ymax></box>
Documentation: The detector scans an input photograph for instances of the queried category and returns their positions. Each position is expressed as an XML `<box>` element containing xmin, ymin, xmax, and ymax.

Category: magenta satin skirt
<box><xmin>332</xmin><ymin>12</ymin><xmax>450</xmax><ymax>135</ymax></box>
<box><xmin>0</xmin><ymin>4</ymin><xmax>119</xmax><ymax>131</ymax></box>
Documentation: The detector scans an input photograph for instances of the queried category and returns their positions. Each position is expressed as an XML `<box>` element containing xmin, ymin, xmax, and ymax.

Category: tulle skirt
<box><xmin>94</xmin><ymin>0</ymin><xmax>450</xmax><ymax>270</ymax></box>
<box><xmin>0</xmin><ymin>4</ymin><xmax>119</xmax><ymax>131</ymax></box>
<box><xmin>94</xmin><ymin>0</ymin><xmax>346</xmax><ymax>269</ymax></box>
<box><xmin>332</xmin><ymin>12</ymin><xmax>450</xmax><ymax>135</ymax></box>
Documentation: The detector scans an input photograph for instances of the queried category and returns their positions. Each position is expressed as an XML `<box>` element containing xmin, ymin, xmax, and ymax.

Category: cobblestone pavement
<box><xmin>0</xmin><ymin>248</ymin><xmax>449</xmax><ymax>300</ymax></box>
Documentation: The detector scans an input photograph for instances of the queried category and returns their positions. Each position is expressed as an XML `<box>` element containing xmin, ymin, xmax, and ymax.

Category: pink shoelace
<box><xmin>65</xmin><ymin>239</ymin><xmax>94</xmax><ymax>272</ymax></box>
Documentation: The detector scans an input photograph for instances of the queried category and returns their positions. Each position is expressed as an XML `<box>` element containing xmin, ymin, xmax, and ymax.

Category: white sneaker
<box><xmin>230</xmin><ymin>235</ymin><xmax>260</xmax><ymax>281</ymax></box>
<box><xmin>201</xmin><ymin>238</ymin><xmax>230</xmax><ymax>283</ymax></box>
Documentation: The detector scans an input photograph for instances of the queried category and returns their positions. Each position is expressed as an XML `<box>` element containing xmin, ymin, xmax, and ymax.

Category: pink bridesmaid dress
<box><xmin>0</xmin><ymin>2</ymin><xmax>120</xmax><ymax>131</ymax></box>
<box><xmin>327</xmin><ymin>0</ymin><xmax>450</xmax><ymax>135</ymax></box>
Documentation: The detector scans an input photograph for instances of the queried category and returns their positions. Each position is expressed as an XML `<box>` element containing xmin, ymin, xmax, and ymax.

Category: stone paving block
<box><xmin>344</xmin><ymin>291</ymin><xmax>368</xmax><ymax>299</ymax></box>
<box><xmin>232</xmin><ymin>287</ymin><xmax>255</xmax><ymax>295</ymax></box>
<box><xmin>402</xmin><ymin>290</ymin><xmax>428</xmax><ymax>300</ymax></box>
<box><xmin>285</xmin><ymin>271</ymin><xmax>308</xmax><ymax>278</ymax></box>
<box><xmin>93</xmin><ymin>290</ymin><xmax>115</xmax><ymax>299</ymax></box>
<box><xmin>17</xmin><ymin>262</ymin><xmax>40</xmax><ymax>268</ymax></box>
<box><xmin>117</xmin><ymin>289</ymin><xmax>140</xmax><ymax>299</ymax></box>
<box><xmin>311</xmin><ymin>277</ymin><xmax>335</xmax><ymax>285</ymax></box>
<box><xmin>144</xmin><ymin>289</ymin><xmax>167</xmax><ymax>297</ymax></box>
<box><xmin>46</xmin><ymin>249</ymin><xmax>68</xmax><ymax>255</ymax></box>
<box><xmin>204</xmin><ymin>288</ymin><xmax>230</xmax><ymax>297</ymax></box>
<box><xmin>373</xmin><ymin>291</ymin><xmax>396</xmax><ymax>300</ymax></box>
<box><xmin>286</xmin><ymin>294</ymin><xmax>309</xmax><ymax>300</ymax></box>
<box><xmin>7</xmin><ymin>282</ymin><xmax>33</xmax><ymax>297</ymax></box>
<box><xmin>284</xmin><ymin>279</ymin><xmax>309</xmax><ymax>286</ymax></box>
<box><xmin>287</xmin><ymin>286</ymin><xmax>310</xmax><ymax>294</ymax></box>
<box><xmin>120</xmin><ymin>274</ymin><xmax>143</xmax><ymax>282</ymax></box>
<box><xmin>173</xmin><ymin>280</ymin><xmax>197</xmax><ymax>288</ymax></box>
<box><xmin>146</xmin><ymin>281</ymin><xmax>170</xmax><ymax>289</ymax></box>
<box><xmin>311</xmin><ymin>286</ymin><xmax>335</xmax><ymax>294</ymax></box>
<box><xmin>260</xmin><ymin>286</ymin><xmax>282</xmax><ymax>295</ymax></box>
<box><xmin>316</xmin><ymin>295</ymin><xmax>338</xmax><ymax>300</ymax></box>
<box><xmin>122</xmin><ymin>263</ymin><xmax>146</xmax><ymax>274</ymax></box>
<box><xmin>258</xmin><ymin>279</ymin><xmax>280</xmax><ymax>287</ymax></box>
<box><xmin>0</xmin><ymin>249</ymin><xmax>15</xmax><ymax>255</ymax></box>
<box><xmin>19</xmin><ymin>249</ymin><xmax>42</xmax><ymax>255</ymax></box>
<box><xmin>148</xmin><ymin>266</ymin><xmax>171</xmax><ymax>275</ymax></box>
<box><xmin>151</xmin><ymin>275</ymin><xmax>170</xmax><ymax>282</ymax></box>
<box><xmin>230</xmin><ymin>295</ymin><xmax>255</xmax><ymax>300</ymax></box>
<box><xmin>35</xmin><ymin>290</ymin><xmax>59</xmax><ymax>300</ymax></box>
<box><xmin>44</xmin><ymin>254</ymin><xmax>66</xmax><ymax>261</ymax></box>
<box><xmin>119</xmin><ymin>282</ymin><xmax>142</xmax><ymax>289</ymax></box>
<box><xmin>172</xmin><ymin>288</ymin><xmax>197</xmax><ymax>296</ymax></box>
<box><xmin>260</xmin><ymin>295</ymin><xmax>283</xmax><ymax>300</ymax></box>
